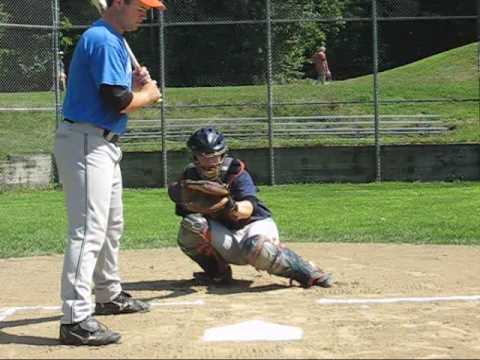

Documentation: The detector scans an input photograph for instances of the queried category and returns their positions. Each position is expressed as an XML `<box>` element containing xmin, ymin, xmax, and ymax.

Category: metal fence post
<box><xmin>477</xmin><ymin>0</ymin><xmax>480</xmax><ymax>127</ymax></box>
<box><xmin>159</xmin><ymin>11</ymin><xmax>167</xmax><ymax>188</ymax></box>
<box><xmin>52</xmin><ymin>0</ymin><xmax>62</xmax><ymax>128</ymax></box>
<box><xmin>372</xmin><ymin>0</ymin><xmax>381</xmax><ymax>182</ymax></box>
<box><xmin>266</xmin><ymin>0</ymin><xmax>275</xmax><ymax>186</ymax></box>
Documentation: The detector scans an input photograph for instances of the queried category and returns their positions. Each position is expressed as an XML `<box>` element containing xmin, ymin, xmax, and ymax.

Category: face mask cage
<box><xmin>192</xmin><ymin>148</ymin><xmax>227</xmax><ymax>180</ymax></box>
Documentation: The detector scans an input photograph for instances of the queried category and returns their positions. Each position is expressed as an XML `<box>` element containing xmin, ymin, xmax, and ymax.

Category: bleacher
<box><xmin>123</xmin><ymin>114</ymin><xmax>452</xmax><ymax>143</ymax></box>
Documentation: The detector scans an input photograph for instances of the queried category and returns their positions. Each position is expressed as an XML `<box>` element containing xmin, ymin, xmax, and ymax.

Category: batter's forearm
<box><xmin>120</xmin><ymin>82</ymin><xmax>161</xmax><ymax>113</ymax></box>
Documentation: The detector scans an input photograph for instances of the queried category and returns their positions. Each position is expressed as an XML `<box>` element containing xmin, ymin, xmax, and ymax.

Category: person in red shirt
<box><xmin>311</xmin><ymin>46</ymin><xmax>332</xmax><ymax>84</ymax></box>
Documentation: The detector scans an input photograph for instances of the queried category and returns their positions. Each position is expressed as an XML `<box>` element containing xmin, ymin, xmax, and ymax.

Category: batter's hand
<box><xmin>133</xmin><ymin>66</ymin><xmax>152</xmax><ymax>90</ymax></box>
<box><xmin>142</xmin><ymin>80</ymin><xmax>162</xmax><ymax>104</ymax></box>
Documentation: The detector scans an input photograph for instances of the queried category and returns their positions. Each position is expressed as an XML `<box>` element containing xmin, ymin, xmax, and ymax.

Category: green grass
<box><xmin>0</xmin><ymin>42</ymin><xmax>478</xmax><ymax>159</ymax></box>
<box><xmin>1</xmin><ymin>182</ymin><xmax>480</xmax><ymax>258</ymax></box>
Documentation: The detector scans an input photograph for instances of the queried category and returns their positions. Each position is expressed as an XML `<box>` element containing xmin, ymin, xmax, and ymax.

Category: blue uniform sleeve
<box><xmin>90</xmin><ymin>44</ymin><xmax>131</xmax><ymax>89</ymax></box>
<box><xmin>230</xmin><ymin>171</ymin><xmax>258</xmax><ymax>200</ymax></box>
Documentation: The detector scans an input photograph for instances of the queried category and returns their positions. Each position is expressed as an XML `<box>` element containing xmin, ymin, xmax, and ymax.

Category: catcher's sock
<box><xmin>59</xmin><ymin>317</ymin><xmax>121</xmax><ymax>346</ymax></box>
<box><xmin>95</xmin><ymin>291</ymin><xmax>150</xmax><ymax>315</ymax></box>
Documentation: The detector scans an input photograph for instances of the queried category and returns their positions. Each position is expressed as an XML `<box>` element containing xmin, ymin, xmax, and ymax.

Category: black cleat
<box><xmin>95</xmin><ymin>291</ymin><xmax>150</xmax><ymax>315</ymax></box>
<box><xmin>193</xmin><ymin>265</ymin><xmax>233</xmax><ymax>285</ymax></box>
<box><xmin>59</xmin><ymin>317</ymin><xmax>121</xmax><ymax>346</ymax></box>
<box><xmin>312</xmin><ymin>272</ymin><xmax>333</xmax><ymax>288</ymax></box>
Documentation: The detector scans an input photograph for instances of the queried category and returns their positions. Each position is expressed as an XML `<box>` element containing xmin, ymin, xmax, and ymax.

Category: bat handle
<box><xmin>124</xmin><ymin>39</ymin><xmax>162</xmax><ymax>104</ymax></box>
<box><xmin>124</xmin><ymin>39</ymin><xmax>141</xmax><ymax>70</ymax></box>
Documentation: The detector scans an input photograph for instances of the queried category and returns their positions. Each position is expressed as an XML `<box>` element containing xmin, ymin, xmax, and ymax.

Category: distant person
<box><xmin>311</xmin><ymin>46</ymin><xmax>332</xmax><ymax>84</ymax></box>
<box><xmin>59</xmin><ymin>56</ymin><xmax>67</xmax><ymax>92</ymax></box>
<box><xmin>50</xmin><ymin>53</ymin><xmax>66</xmax><ymax>92</ymax></box>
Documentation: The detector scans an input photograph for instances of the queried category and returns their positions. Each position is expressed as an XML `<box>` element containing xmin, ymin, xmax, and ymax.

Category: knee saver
<box><xmin>242</xmin><ymin>235</ymin><xmax>279</xmax><ymax>271</ymax></box>
<box><xmin>177</xmin><ymin>214</ymin><xmax>224</xmax><ymax>276</ymax></box>
<box><xmin>178</xmin><ymin>214</ymin><xmax>209</xmax><ymax>250</ymax></box>
<box><xmin>181</xmin><ymin>213</ymin><xmax>209</xmax><ymax>234</ymax></box>
<box><xmin>242</xmin><ymin>234</ymin><xmax>320</xmax><ymax>287</ymax></box>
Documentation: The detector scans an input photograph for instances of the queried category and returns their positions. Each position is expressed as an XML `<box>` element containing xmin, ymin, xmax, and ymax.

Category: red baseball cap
<box><xmin>139</xmin><ymin>0</ymin><xmax>166</xmax><ymax>10</ymax></box>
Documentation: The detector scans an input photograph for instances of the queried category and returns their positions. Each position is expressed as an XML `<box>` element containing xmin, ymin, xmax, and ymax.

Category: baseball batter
<box><xmin>54</xmin><ymin>0</ymin><xmax>165</xmax><ymax>346</ymax></box>
<box><xmin>168</xmin><ymin>127</ymin><xmax>333</xmax><ymax>288</ymax></box>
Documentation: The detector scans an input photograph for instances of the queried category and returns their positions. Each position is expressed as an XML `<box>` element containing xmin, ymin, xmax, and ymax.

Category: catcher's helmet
<box><xmin>187</xmin><ymin>127</ymin><xmax>227</xmax><ymax>180</ymax></box>
<box><xmin>187</xmin><ymin>127</ymin><xmax>227</xmax><ymax>155</ymax></box>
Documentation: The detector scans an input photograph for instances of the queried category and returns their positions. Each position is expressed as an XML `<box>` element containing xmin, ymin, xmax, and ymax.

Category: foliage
<box><xmin>328</xmin><ymin>0</ymin><xmax>477</xmax><ymax>79</ymax></box>
<box><xmin>59</xmin><ymin>17</ymin><xmax>75</xmax><ymax>53</ymax></box>
<box><xmin>138</xmin><ymin>0</ymin><xmax>347</xmax><ymax>86</ymax></box>
<box><xmin>272</xmin><ymin>0</ymin><xmax>346</xmax><ymax>83</ymax></box>
<box><xmin>57</xmin><ymin>0</ymin><xmax>477</xmax><ymax>84</ymax></box>
<box><xmin>0</xmin><ymin>42</ymin><xmax>478</xmax><ymax>159</ymax></box>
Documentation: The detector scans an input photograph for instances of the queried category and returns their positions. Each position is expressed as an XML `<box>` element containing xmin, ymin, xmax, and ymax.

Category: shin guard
<box><xmin>242</xmin><ymin>235</ymin><xmax>331</xmax><ymax>287</ymax></box>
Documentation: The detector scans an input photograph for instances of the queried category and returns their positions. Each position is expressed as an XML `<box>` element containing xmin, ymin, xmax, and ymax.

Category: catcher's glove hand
<box><xmin>169</xmin><ymin>179</ymin><xmax>236</xmax><ymax>216</ymax></box>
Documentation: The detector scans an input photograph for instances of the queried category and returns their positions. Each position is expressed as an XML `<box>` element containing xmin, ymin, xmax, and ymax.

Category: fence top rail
<box><xmin>129</xmin><ymin>114</ymin><xmax>441</xmax><ymax>122</ymax></box>
<box><xmin>61</xmin><ymin>15</ymin><xmax>477</xmax><ymax>29</ymax></box>
<box><xmin>129</xmin><ymin>120</ymin><xmax>444</xmax><ymax>130</ymax></box>
<box><xmin>0</xmin><ymin>23</ymin><xmax>55</xmax><ymax>30</ymax></box>
<box><xmin>0</xmin><ymin>107</ymin><xmax>55</xmax><ymax>112</ymax></box>
<box><xmin>125</xmin><ymin>126</ymin><xmax>449</xmax><ymax>136</ymax></box>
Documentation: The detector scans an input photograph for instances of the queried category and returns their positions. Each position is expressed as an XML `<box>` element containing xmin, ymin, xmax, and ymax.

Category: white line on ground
<box><xmin>0</xmin><ymin>305</ymin><xmax>61</xmax><ymax>323</ymax></box>
<box><xmin>0</xmin><ymin>300</ymin><xmax>204</xmax><ymax>322</ymax></box>
<box><xmin>317</xmin><ymin>295</ymin><xmax>480</xmax><ymax>305</ymax></box>
<box><xmin>150</xmin><ymin>299</ymin><xmax>205</xmax><ymax>307</ymax></box>
<box><xmin>0</xmin><ymin>308</ymin><xmax>17</xmax><ymax>322</ymax></box>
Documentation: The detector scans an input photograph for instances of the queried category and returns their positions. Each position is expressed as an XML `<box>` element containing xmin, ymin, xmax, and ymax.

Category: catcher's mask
<box><xmin>187</xmin><ymin>127</ymin><xmax>227</xmax><ymax>180</ymax></box>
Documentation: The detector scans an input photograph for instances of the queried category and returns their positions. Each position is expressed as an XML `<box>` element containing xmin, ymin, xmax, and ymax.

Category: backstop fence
<box><xmin>0</xmin><ymin>0</ymin><xmax>478</xmax><ymax>186</ymax></box>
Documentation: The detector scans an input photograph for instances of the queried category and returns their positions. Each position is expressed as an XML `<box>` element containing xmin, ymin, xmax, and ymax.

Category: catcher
<box><xmin>168</xmin><ymin>127</ymin><xmax>333</xmax><ymax>288</ymax></box>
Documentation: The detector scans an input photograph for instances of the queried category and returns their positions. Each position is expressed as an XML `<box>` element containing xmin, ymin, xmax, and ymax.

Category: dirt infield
<box><xmin>1</xmin><ymin>243</ymin><xmax>480</xmax><ymax>359</ymax></box>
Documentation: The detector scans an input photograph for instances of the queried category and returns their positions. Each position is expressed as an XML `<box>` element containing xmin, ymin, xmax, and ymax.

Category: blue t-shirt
<box><xmin>63</xmin><ymin>19</ymin><xmax>132</xmax><ymax>134</ymax></box>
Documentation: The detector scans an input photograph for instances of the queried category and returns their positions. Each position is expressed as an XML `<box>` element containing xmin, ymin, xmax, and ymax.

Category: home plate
<box><xmin>202</xmin><ymin>320</ymin><xmax>303</xmax><ymax>342</ymax></box>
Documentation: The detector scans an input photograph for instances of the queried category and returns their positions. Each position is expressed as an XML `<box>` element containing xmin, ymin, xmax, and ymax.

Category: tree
<box><xmin>56</xmin><ymin>0</ymin><xmax>477</xmax><ymax>86</ymax></box>
<box><xmin>271</xmin><ymin>0</ymin><xmax>346</xmax><ymax>83</ymax></box>
<box><xmin>324</xmin><ymin>0</ymin><xmax>477</xmax><ymax>80</ymax></box>
<box><xmin>162</xmin><ymin>0</ymin><xmax>346</xmax><ymax>86</ymax></box>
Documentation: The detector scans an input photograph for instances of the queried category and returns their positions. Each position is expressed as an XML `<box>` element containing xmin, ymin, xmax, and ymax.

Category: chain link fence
<box><xmin>0</xmin><ymin>0</ymin><xmax>478</xmax><ymax>185</ymax></box>
<box><xmin>0</xmin><ymin>1</ymin><xmax>57</xmax><ymax>180</ymax></box>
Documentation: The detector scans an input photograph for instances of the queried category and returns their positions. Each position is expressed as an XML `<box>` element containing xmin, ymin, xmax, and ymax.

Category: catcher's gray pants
<box><xmin>210</xmin><ymin>218</ymin><xmax>280</xmax><ymax>265</ymax></box>
<box><xmin>54</xmin><ymin>121</ymin><xmax>123</xmax><ymax>324</ymax></box>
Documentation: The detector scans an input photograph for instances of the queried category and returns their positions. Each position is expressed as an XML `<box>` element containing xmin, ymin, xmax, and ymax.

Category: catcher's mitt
<box><xmin>169</xmin><ymin>179</ymin><xmax>236</xmax><ymax>216</ymax></box>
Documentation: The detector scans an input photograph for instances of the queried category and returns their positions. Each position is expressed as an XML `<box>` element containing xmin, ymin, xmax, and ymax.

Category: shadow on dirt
<box><xmin>123</xmin><ymin>279</ymin><xmax>198</xmax><ymax>301</ymax></box>
<box><xmin>204</xmin><ymin>282</ymin><xmax>288</xmax><ymax>295</ymax></box>
<box><xmin>124</xmin><ymin>277</ymin><xmax>289</xmax><ymax>301</ymax></box>
<box><xmin>0</xmin><ymin>315</ymin><xmax>61</xmax><ymax>346</ymax></box>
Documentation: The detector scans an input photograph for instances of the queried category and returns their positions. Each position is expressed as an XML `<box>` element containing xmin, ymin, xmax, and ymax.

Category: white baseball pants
<box><xmin>54</xmin><ymin>121</ymin><xmax>124</xmax><ymax>324</ymax></box>
<box><xmin>210</xmin><ymin>217</ymin><xmax>280</xmax><ymax>265</ymax></box>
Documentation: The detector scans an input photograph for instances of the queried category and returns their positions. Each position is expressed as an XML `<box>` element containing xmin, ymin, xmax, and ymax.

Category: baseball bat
<box><xmin>90</xmin><ymin>0</ymin><xmax>141</xmax><ymax>71</ymax></box>
<box><xmin>90</xmin><ymin>0</ymin><xmax>161</xmax><ymax>103</ymax></box>
<box><xmin>124</xmin><ymin>39</ymin><xmax>141</xmax><ymax>70</ymax></box>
